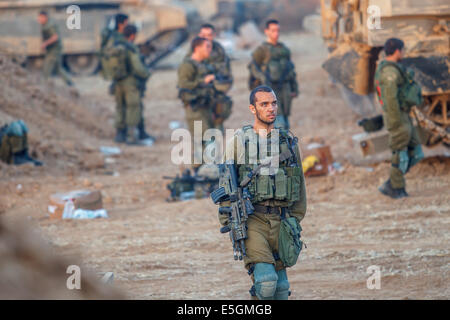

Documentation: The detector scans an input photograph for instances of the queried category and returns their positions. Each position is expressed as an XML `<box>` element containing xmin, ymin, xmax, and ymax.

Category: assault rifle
<box><xmin>211</xmin><ymin>161</ymin><xmax>254</xmax><ymax>260</ymax></box>
<box><xmin>211</xmin><ymin>149</ymin><xmax>296</xmax><ymax>260</ymax></box>
<box><xmin>164</xmin><ymin>169</ymin><xmax>218</xmax><ymax>202</ymax></box>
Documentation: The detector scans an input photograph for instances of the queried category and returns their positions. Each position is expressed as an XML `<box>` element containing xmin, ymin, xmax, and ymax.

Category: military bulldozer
<box><xmin>0</xmin><ymin>0</ymin><xmax>201</xmax><ymax>75</ymax></box>
<box><xmin>320</xmin><ymin>0</ymin><xmax>450</xmax><ymax>163</ymax></box>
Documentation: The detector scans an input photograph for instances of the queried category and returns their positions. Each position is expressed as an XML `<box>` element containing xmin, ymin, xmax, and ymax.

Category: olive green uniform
<box><xmin>375</xmin><ymin>60</ymin><xmax>422</xmax><ymax>189</ymax></box>
<box><xmin>114</xmin><ymin>40</ymin><xmax>150</xmax><ymax>130</ymax></box>
<box><xmin>249</xmin><ymin>42</ymin><xmax>299</xmax><ymax>129</ymax></box>
<box><xmin>219</xmin><ymin>126</ymin><xmax>307</xmax><ymax>298</ymax></box>
<box><xmin>186</xmin><ymin>40</ymin><xmax>233</xmax><ymax>132</ymax></box>
<box><xmin>41</xmin><ymin>20</ymin><xmax>72</xmax><ymax>85</ymax></box>
<box><xmin>177</xmin><ymin>57</ymin><xmax>215</xmax><ymax>169</ymax></box>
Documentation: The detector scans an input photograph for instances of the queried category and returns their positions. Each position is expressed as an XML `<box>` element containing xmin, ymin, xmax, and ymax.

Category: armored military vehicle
<box><xmin>0</xmin><ymin>0</ymin><xmax>200</xmax><ymax>75</ymax></box>
<box><xmin>320</xmin><ymin>0</ymin><xmax>449</xmax><ymax>158</ymax></box>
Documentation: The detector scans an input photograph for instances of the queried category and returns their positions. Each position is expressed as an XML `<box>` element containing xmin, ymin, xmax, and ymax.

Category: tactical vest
<box><xmin>375</xmin><ymin>61</ymin><xmax>423</xmax><ymax>112</ymax></box>
<box><xmin>237</xmin><ymin>126</ymin><xmax>302</xmax><ymax>205</ymax></box>
<box><xmin>264</xmin><ymin>43</ymin><xmax>293</xmax><ymax>83</ymax></box>
<box><xmin>249</xmin><ymin>42</ymin><xmax>295</xmax><ymax>89</ymax></box>
<box><xmin>178</xmin><ymin>59</ymin><xmax>216</xmax><ymax>108</ymax></box>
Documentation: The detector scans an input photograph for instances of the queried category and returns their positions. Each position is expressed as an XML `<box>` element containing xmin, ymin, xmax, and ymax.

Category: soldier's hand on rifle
<box><xmin>204</xmin><ymin>74</ymin><xmax>215</xmax><ymax>84</ymax></box>
<box><xmin>290</xmin><ymin>92</ymin><xmax>298</xmax><ymax>98</ymax></box>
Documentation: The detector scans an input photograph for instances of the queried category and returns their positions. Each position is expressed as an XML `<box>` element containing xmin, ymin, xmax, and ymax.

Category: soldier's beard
<box><xmin>255</xmin><ymin>109</ymin><xmax>276</xmax><ymax>126</ymax></box>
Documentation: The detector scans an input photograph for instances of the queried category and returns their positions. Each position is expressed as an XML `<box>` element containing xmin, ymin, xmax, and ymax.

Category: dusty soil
<box><xmin>0</xmin><ymin>32</ymin><xmax>449</xmax><ymax>300</ymax></box>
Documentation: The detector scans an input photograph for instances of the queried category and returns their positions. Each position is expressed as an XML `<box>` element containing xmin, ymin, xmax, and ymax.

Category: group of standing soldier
<box><xmin>99</xmin><ymin>14</ymin><xmax>154</xmax><ymax>146</ymax></box>
<box><xmin>177</xmin><ymin>20</ymin><xmax>299</xmax><ymax>172</ymax></box>
<box><xmin>36</xmin><ymin>11</ymin><xmax>424</xmax><ymax>300</ymax></box>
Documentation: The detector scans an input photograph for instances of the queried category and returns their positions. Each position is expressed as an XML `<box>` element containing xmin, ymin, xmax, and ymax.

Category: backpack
<box><xmin>0</xmin><ymin>120</ymin><xmax>28</xmax><ymax>164</ymax></box>
<box><xmin>375</xmin><ymin>61</ymin><xmax>423</xmax><ymax>112</ymax></box>
<box><xmin>102</xmin><ymin>41</ymin><xmax>130</xmax><ymax>81</ymax></box>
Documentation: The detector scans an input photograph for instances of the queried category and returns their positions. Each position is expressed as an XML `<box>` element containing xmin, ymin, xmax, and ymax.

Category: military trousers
<box><xmin>244</xmin><ymin>211</ymin><xmax>286</xmax><ymax>272</ymax></box>
<box><xmin>114</xmin><ymin>81</ymin><xmax>142</xmax><ymax>129</ymax></box>
<box><xmin>389</xmin><ymin>125</ymin><xmax>422</xmax><ymax>189</ymax></box>
<box><xmin>271</xmin><ymin>83</ymin><xmax>293</xmax><ymax>130</ymax></box>
<box><xmin>184</xmin><ymin>105</ymin><xmax>214</xmax><ymax>170</ymax></box>
<box><xmin>43</xmin><ymin>49</ymin><xmax>72</xmax><ymax>85</ymax></box>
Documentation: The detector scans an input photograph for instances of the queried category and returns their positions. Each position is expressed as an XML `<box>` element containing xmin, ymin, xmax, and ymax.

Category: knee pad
<box><xmin>409</xmin><ymin>145</ymin><xmax>424</xmax><ymax>169</ymax></box>
<box><xmin>253</xmin><ymin>263</ymin><xmax>278</xmax><ymax>300</ymax></box>
<box><xmin>397</xmin><ymin>150</ymin><xmax>409</xmax><ymax>174</ymax></box>
<box><xmin>274</xmin><ymin>269</ymin><xmax>290</xmax><ymax>300</ymax></box>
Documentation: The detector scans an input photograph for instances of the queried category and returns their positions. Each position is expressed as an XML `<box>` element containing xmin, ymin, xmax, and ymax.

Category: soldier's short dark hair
<box><xmin>384</xmin><ymin>38</ymin><xmax>404</xmax><ymax>56</ymax></box>
<box><xmin>200</xmin><ymin>23</ymin><xmax>215</xmax><ymax>32</ymax></box>
<box><xmin>250</xmin><ymin>85</ymin><xmax>274</xmax><ymax>106</ymax></box>
<box><xmin>191</xmin><ymin>36</ymin><xmax>208</xmax><ymax>52</ymax></box>
<box><xmin>265</xmin><ymin>19</ymin><xmax>279</xmax><ymax>29</ymax></box>
<box><xmin>123</xmin><ymin>24</ymin><xmax>137</xmax><ymax>39</ymax></box>
<box><xmin>39</xmin><ymin>11</ymin><xmax>48</xmax><ymax>16</ymax></box>
<box><xmin>115</xmin><ymin>13</ymin><xmax>129</xmax><ymax>30</ymax></box>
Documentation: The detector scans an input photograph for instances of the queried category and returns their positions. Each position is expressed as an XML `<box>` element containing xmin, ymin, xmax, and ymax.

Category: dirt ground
<box><xmin>0</xmin><ymin>31</ymin><xmax>449</xmax><ymax>300</ymax></box>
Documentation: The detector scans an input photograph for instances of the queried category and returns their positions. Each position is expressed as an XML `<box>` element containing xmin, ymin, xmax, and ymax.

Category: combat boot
<box><xmin>114</xmin><ymin>128</ymin><xmax>127</xmax><ymax>144</ymax></box>
<box><xmin>378</xmin><ymin>180</ymin><xmax>407</xmax><ymax>199</ymax></box>
<box><xmin>138</xmin><ymin>122</ymin><xmax>155</xmax><ymax>142</ymax></box>
<box><xmin>126</xmin><ymin>127</ymin><xmax>151</xmax><ymax>146</ymax></box>
<box><xmin>126</xmin><ymin>126</ymin><xmax>141</xmax><ymax>146</ymax></box>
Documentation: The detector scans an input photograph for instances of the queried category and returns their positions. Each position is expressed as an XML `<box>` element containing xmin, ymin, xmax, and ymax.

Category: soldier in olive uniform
<box><xmin>113</xmin><ymin>25</ymin><xmax>150</xmax><ymax>145</ymax></box>
<box><xmin>100</xmin><ymin>13</ymin><xmax>128</xmax><ymax>80</ymax></box>
<box><xmin>37</xmin><ymin>11</ymin><xmax>73</xmax><ymax>86</ymax></box>
<box><xmin>249</xmin><ymin>20</ymin><xmax>299</xmax><ymax>130</ymax></box>
<box><xmin>186</xmin><ymin>24</ymin><xmax>233</xmax><ymax>132</ymax></box>
<box><xmin>218</xmin><ymin>86</ymin><xmax>307</xmax><ymax>300</ymax></box>
<box><xmin>177</xmin><ymin>37</ymin><xmax>216</xmax><ymax>171</ymax></box>
<box><xmin>375</xmin><ymin>38</ymin><xmax>424</xmax><ymax>199</ymax></box>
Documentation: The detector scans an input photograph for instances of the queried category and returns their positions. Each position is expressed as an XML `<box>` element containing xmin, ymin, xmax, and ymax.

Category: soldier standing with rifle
<box><xmin>197</xmin><ymin>23</ymin><xmax>233</xmax><ymax>132</ymax></box>
<box><xmin>212</xmin><ymin>85</ymin><xmax>307</xmax><ymax>300</ymax></box>
<box><xmin>248</xmin><ymin>19</ymin><xmax>299</xmax><ymax>130</ymax></box>
<box><xmin>185</xmin><ymin>24</ymin><xmax>233</xmax><ymax>132</ymax></box>
<box><xmin>177</xmin><ymin>37</ymin><xmax>216</xmax><ymax>172</ymax></box>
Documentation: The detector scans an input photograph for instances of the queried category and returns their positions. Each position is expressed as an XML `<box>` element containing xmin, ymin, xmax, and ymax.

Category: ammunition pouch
<box><xmin>213</xmin><ymin>77</ymin><xmax>233</xmax><ymax>93</ymax></box>
<box><xmin>178</xmin><ymin>87</ymin><xmax>213</xmax><ymax>110</ymax></box>
<box><xmin>239</xmin><ymin>166</ymin><xmax>302</xmax><ymax>204</ymax></box>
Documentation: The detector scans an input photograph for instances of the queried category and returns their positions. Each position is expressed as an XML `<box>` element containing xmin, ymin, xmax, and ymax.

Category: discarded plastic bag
<box><xmin>64</xmin><ymin>208</ymin><xmax>108</xmax><ymax>219</ymax></box>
